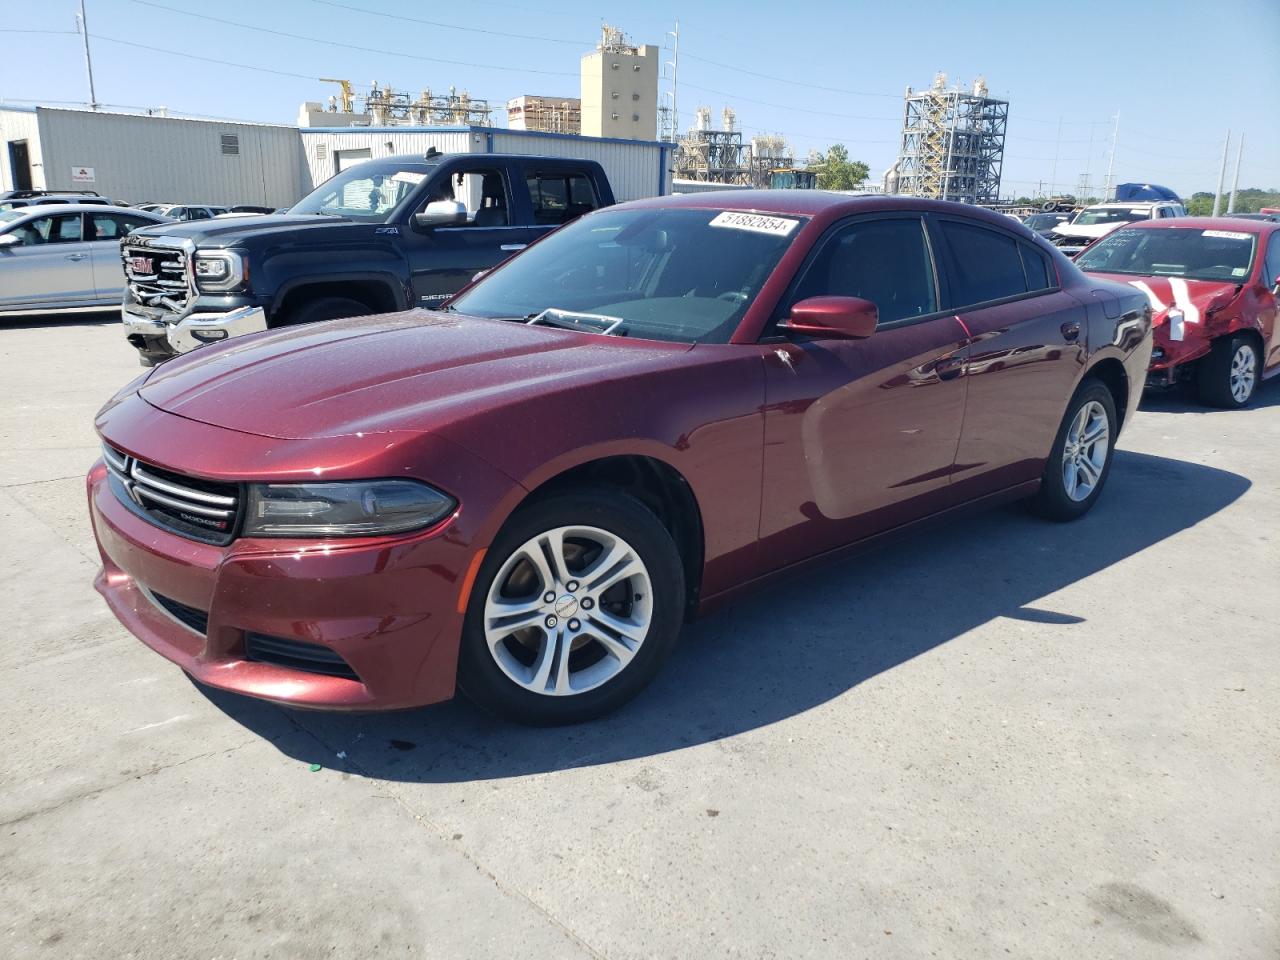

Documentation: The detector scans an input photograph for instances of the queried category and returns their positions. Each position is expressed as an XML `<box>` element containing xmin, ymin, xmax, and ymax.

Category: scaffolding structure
<box><xmin>318</xmin><ymin>81</ymin><xmax>493</xmax><ymax>126</ymax></box>
<box><xmin>675</xmin><ymin>106</ymin><xmax>751</xmax><ymax>183</ymax></box>
<box><xmin>890</xmin><ymin>74</ymin><xmax>1007</xmax><ymax>203</ymax></box>
<box><xmin>507</xmin><ymin>95</ymin><xmax>581</xmax><ymax>135</ymax></box>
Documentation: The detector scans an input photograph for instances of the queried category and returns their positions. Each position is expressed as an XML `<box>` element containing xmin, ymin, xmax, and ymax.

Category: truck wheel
<box><xmin>1030</xmin><ymin>379</ymin><xmax>1117</xmax><ymax>522</ymax></box>
<box><xmin>1196</xmin><ymin>334</ymin><xmax>1260</xmax><ymax>408</ymax></box>
<box><xmin>275</xmin><ymin>296</ymin><xmax>370</xmax><ymax>328</ymax></box>
<box><xmin>457</xmin><ymin>488</ymin><xmax>685</xmax><ymax>725</ymax></box>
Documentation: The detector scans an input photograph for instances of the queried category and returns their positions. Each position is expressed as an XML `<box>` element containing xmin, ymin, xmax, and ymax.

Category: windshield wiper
<box><xmin>525</xmin><ymin>308</ymin><xmax>626</xmax><ymax>336</ymax></box>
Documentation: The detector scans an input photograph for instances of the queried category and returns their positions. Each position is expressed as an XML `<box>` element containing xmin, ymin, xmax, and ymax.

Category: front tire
<box><xmin>1197</xmin><ymin>334</ymin><xmax>1259</xmax><ymax>408</ymax></box>
<box><xmin>1031</xmin><ymin>378</ymin><xmax>1117</xmax><ymax>522</ymax></box>
<box><xmin>457</xmin><ymin>489</ymin><xmax>685</xmax><ymax>725</ymax></box>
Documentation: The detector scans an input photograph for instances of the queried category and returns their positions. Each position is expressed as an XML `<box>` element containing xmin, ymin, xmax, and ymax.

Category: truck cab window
<box><xmin>429</xmin><ymin>169</ymin><xmax>510</xmax><ymax>228</ymax></box>
<box><xmin>528</xmin><ymin>172</ymin><xmax>599</xmax><ymax>225</ymax></box>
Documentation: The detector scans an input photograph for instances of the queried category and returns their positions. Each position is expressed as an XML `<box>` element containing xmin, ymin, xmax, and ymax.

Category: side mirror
<box><xmin>0</xmin><ymin>233</ymin><xmax>19</xmax><ymax>248</ymax></box>
<box><xmin>413</xmin><ymin>199</ymin><xmax>466</xmax><ymax>229</ymax></box>
<box><xmin>779</xmin><ymin>295</ymin><xmax>878</xmax><ymax>339</ymax></box>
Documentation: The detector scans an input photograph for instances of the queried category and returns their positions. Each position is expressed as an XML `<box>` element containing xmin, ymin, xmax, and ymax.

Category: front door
<box><xmin>404</xmin><ymin>165</ymin><xmax>534</xmax><ymax>309</ymax></box>
<box><xmin>759</xmin><ymin>214</ymin><xmax>970</xmax><ymax>567</ymax></box>
<box><xmin>930</xmin><ymin>216</ymin><xmax>1088</xmax><ymax>500</ymax></box>
<box><xmin>0</xmin><ymin>212</ymin><xmax>96</xmax><ymax>308</ymax></box>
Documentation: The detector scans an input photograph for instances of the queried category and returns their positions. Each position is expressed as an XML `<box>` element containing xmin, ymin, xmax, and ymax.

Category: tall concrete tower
<box><xmin>581</xmin><ymin>25</ymin><xmax>658</xmax><ymax>140</ymax></box>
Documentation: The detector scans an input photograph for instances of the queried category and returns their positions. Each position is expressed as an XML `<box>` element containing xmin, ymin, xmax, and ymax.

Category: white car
<box><xmin>152</xmin><ymin>204</ymin><xmax>230</xmax><ymax>222</ymax></box>
<box><xmin>0</xmin><ymin>204</ymin><xmax>171</xmax><ymax>317</ymax></box>
<box><xmin>1050</xmin><ymin>201</ymin><xmax>1186</xmax><ymax>256</ymax></box>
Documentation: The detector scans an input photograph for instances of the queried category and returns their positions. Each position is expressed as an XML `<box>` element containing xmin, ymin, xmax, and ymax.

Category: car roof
<box><xmin>3</xmin><ymin>203</ymin><xmax>165</xmax><ymax>217</ymax></box>
<box><xmin>1120</xmin><ymin>216</ymin><xmax>1274</xmax><ymax>235</ymax></box>
<box><xmin>617</xmin><ymin>190</ymin><xmax>1032</xmax><ymax>231</ymax></box>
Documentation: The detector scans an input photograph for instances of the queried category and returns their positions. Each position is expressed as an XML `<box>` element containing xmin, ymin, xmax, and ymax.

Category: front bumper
<box><xmin>123</xmin><ymin>304</ymin><xmax>268</xmax><ymax>361</ymax></box>
<box><xmin>88</xmin><ymin>396</ymin><xmax>527</xmax><ymax>710</ymax></box>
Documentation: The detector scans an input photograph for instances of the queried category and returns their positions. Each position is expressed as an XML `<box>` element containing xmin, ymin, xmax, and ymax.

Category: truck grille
<box><xmin>103</xmin><ymin>443</ymin><xmax>241</xmax><ymax>545</ymax></box>
<box><xmin>122</xmin><ymin>238</ymin><xmax>191</xmax><ymax>311</ymax></box>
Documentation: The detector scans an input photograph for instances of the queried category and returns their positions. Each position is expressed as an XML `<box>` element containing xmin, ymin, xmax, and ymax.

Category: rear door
<box><xmin>403</xmin><ymin>163</ymin><xmax>535</xmax><ymax>308</ymax></box>
<box><xmin>87</xmin><ymin>211</ymin><xmax>160</xmax><ymax>298</ymax></box>
<box><xmin>0</xmin><ymin>212</ymin><xmax>96</xmax><ymax>308</ymax></box>
<box><xmin>931</xmin><ymin>215</ymin><xmax>1088</xmax><ymax>500</ymax></box>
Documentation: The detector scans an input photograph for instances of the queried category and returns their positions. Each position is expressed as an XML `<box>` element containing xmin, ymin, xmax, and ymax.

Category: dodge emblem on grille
<box><xmin>128</xmin><ymin>256</ymin><xmax>154</xmax><ymax>273</ymax></box>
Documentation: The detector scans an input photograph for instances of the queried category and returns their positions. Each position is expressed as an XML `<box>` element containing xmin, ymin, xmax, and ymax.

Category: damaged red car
<box><xmin>89</xmin><ymin>193</ymin><xmax>1151</xmax><ymax>724</ymax></box>
<box><xmin>1076</xmin><ymin>216</ymin><xmax>1280</xmax><ymax>406</ymax></box>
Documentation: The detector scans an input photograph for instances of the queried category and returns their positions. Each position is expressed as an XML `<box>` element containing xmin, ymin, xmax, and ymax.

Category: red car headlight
<box><xmin>243</xmin><ymin>480</ymin><xmax>456</xmax><ymax>537</ymax></box>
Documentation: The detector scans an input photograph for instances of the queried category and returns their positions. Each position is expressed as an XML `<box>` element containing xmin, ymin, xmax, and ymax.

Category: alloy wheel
<box><xmin>483</xmin><ymin>525</ymin><xmax>653</xmax><ymax>696</ymax></box>
<box><xmin>1061</xmin><ymin>399</ymin><xmax>1109</xmax><ymax>503</ymax></box>
<box><xmin>1229</xmin><ymin>343</ymin><xmax>1257</xmax><ymax>404</ymax></box>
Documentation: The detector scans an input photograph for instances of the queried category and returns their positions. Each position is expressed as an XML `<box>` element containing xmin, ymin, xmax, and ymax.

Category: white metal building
<box><xmin>0</xmin><ymin>106</ymin><xmax>307</xmax><ymax>206</ymax></box>
<box><xmin>300</xmin><ymin>126</ymin><xmax>673</xmax><ymax>202</ymax></box>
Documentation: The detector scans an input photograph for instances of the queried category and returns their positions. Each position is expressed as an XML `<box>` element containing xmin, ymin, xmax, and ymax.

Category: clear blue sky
<box><xmin>2</xmin><ymin>0</ymin><xmax>1277</xmax><ymax>199</ymax></box>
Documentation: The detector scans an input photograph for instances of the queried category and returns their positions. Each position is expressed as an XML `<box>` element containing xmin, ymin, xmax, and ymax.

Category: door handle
<box><xmin>65</xmin><ymin>253</ymin><xmax>88</xmax><ymax>261</ymax></box>
<box><xmin>1061</xmin><ymin>320</ymin><xmax>1081</xmax><ymax>342</ymax></box>
<box><xmin>499</xmin><ymin>244</ymin><xmax>527</xmax><ymax>252</ymax></box>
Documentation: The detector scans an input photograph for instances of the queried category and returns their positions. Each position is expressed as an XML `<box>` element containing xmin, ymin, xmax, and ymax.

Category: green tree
<box><xmin>812</xmin><ymin>144</ymin><xmax>871</xmax><ymax>191</ymax></box>
<box><xmin>1187</xmin><ymin>188</ymin><xmax>1279</xmax><ymax>216</ymax></box>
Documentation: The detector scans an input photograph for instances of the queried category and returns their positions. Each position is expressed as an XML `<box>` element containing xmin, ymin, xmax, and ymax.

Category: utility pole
<box><xmin>76</xmin><ymin>0</ymin><xmax>100</xmax><ymax>111</ymax></box>
<box><xmin>1103</xmin><ymin>110</ymin><xmax>1120</xmax><ymax>201</ymax></box>
<box><xmin>664</xmin><ymin>20</ymin><xmax>679</xmax><ymax>143</ymax></box>
<box><xmin>1227</xmin><ymin>133</ymin><xmax>1244</xmax><ymax>214</ymax></box>
<box><xmin>1212</xmin><ymin>130</ymin><xmax>1230</xmax><ymax>217</ymax></box>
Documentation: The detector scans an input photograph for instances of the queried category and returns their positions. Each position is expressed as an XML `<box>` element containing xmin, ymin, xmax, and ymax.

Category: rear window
<box><xmin>527</xmin><ymin>172</ymin><xmax>599</xmax><ymax>225</ymax></box>
<box><xmin>938</xmin><ymin>220</ymin><xmax>1029</xmax><ymax>306</ymax></box>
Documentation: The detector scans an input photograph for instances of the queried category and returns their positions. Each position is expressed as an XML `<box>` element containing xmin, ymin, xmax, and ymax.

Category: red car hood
<box><xmin>139</xmin><ymin>310</ymin><xmax>691</xmax><ymax>440</ymax></box>
<box><xmin>1087</xmin><ymin>273</ymin><xmax>1239</xmax><ymax>321</ymax></box>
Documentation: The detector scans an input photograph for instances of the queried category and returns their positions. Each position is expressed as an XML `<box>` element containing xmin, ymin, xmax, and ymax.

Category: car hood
<box><xmin>128</xmin><ymin>214</ymin><xmax>377</xmax><ymax>247</ymax></box>
<box><xmin>1085</xmin><ymin>273</ymin><xmax>1239</xmax><ymax>321</ymax></box>
<box><xmin>138</xmin><ymin>310</ymin><xmax>692</xmax><ymax>440</ymax></box>
<box><xmin>1052</xmin><ymin>222</ymin><xmax>1125</xmax><ymax>240</ymax></box>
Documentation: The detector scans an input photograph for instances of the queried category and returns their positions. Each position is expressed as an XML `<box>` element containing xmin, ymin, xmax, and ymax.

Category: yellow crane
<box><xmin>320</xmin><ymin>78</ymin><xmax>355</xmax><ymax>113</ymax></box>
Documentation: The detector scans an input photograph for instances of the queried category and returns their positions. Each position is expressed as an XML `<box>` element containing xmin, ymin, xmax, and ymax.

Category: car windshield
<box><xmin>289</xmin><ymin>163</ymin><xmax>434</xmax><ymax>222</ymax></box>
<box><xmin>1076</xmin><ymin>226</ymin><xmax>1257</xmax><ymax>282</ymax></box>
<box><xmin>449</xmin><ymin>207</ymin><xmax>806</xmax><ymax>344</ymax></box>
<box><xmin>1072</xmin><ymin>207</ymin><xmax>1149</xmax><ymax>227</ymax></box>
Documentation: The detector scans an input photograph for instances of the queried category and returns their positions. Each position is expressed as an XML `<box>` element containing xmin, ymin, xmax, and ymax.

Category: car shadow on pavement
<box><xmin>1140</xmin><ymin>377</ymin><xmax>1280</xmax><ymax>414</ymax></box>
<box><xmin>3</xmin><ymin>311</ymin><xmax>119</xmax><ymax>330</ymax></box>
<box><xmin>198</xmin><ymin>449</ymin><xmax>1250</xmax><ymax>782</ymax></box>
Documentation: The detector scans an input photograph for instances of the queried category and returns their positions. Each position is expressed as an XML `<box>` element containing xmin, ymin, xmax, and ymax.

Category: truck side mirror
<box><xmin>414</xmin><ymin>200</ymin><xmax>466</xmax><ymax>230</ymax></box>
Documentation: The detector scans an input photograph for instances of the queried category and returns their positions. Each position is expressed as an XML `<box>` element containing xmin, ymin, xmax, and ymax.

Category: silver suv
<box><xmin>0</xmin><ymin>204</ymin><xmax>170</xmax><ymax>317</ymax></box>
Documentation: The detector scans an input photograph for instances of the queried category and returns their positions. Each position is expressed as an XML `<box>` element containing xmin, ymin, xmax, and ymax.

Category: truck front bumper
<box><xmin>123</xmin><ymin>305</ymin><xmax>268</xmax><ymax>363</ymax></box>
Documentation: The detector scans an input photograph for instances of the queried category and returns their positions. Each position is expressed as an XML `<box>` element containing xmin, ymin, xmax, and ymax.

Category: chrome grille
<box><xmin>122</xmin><ymin>239</ymin><xmax>191</xmax><ymax>312</ymax></box>
<box><xmin>102</xmin><ymin>443</ymin><xmax>240</xmax><ymax>544</ymax></box>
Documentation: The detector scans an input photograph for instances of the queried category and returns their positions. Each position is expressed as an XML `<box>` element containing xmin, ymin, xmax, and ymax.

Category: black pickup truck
<box><xmin>120</xmin><ymin>151</ymin><xmax>616</xmax><ymax>364</ymax></box>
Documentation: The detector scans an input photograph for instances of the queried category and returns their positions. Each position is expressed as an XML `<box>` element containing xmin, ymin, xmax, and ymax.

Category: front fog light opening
<box><xmin>243</xmin><ymin>480</ymin><xmax>456</xmax><ymax>537</ymax></box>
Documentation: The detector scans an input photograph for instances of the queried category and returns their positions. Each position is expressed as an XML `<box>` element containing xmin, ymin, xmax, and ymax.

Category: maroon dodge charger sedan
<box><xmin>88</xmin><ymin>192</ymin><xmax>1152</xmax><ymax>724</ymax></box>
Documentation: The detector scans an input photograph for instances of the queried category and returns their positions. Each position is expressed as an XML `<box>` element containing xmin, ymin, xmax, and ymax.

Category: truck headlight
<box><xmin>193</xmin><ymin>252</ymin><xmax>246</xmax><ymax>291</ymax></box>
<box><xmin>243</xmin><ymin>480</ymin><xmax>456</xmax><ymax>537</ymax></box>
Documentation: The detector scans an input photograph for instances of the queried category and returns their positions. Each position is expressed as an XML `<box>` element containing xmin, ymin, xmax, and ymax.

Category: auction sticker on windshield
<box><xmin>710</xmin><ymin>211</ymin><xmax>799</xmax><ymax>236</ymax></box>
<box><xmin>391</xmin><ymin>171</ymin><xmax>427</xmax><ymax>186</ymax></box>
<box><xmin>1202</xmin><ymin>230</ymin><xmax>1251</xmax><ymax>241</ymax></box>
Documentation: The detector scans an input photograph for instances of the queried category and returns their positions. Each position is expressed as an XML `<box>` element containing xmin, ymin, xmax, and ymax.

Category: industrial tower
<box><xmin>889</xmin><ymin>74</ymin><xmax>1008</xmax><ymax>203</ymax></box>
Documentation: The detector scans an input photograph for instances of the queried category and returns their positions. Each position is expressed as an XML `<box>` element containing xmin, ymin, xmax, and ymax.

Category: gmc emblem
<box><xmin>128</xmin><ymin>255</ymin><xmax>154</xmax><ymax>273</ymax></box>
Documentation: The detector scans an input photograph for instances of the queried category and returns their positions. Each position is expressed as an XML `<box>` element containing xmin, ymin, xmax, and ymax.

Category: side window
<box><xmin>1264</xmin><ymin>232</ymin><xmax>1280</xmax><ymax>286</ymax></box>
<box><xmin>425</xmin><ymin>168</ymin><xmax>510</xmax><ymax>228</ymax></box>
<box><xmin>788</xmin><ymin>217</ymin><xmax>937</xmax><ymax>325</ymax></box>
<box><xmin>1019</xmin><ymin>241</ymin><xmax>1054</xmax><ymax>290</ymax></box>
<box><xmin>22</xmin><ymin>214</ymin><xmax>84</xmax><ymax>244</ymax></box>
<box><xmin>89</xmin><ymin>213</ymin><xmax>152</xmax><ymax>239</ymax></box>
<box><xmin>938</xmin><ymin>219</ymin><xmax>1029</xmax><ymax>307</ymax></box>
<box><xmin>527</xmin><ymin>171</ymin><xmax>599</xmax><ymax>226</ymax></box>
<box><xmin>188</xmin><ymin>207</ymin><xmax>211</xmax><ymax>221</ymax></box>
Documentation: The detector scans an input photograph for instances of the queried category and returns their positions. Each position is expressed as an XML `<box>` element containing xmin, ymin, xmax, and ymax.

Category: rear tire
<box><xmin>457</xmin><ymin>489</ymin><xmax>685</xmax><ymax>725</ymax></box>
<box><xmin>1196</xmin><ymin>334</ymin><xmax>1259</xmax><ymax>408</ymax></box>
<box><xmin>1031</xmin><ymin>378</ymin><xmax>1117</xmax><ymax>522</ymax></box>
<box><xmin>274</xmin><ymin>296</ymin><xmax>370</xmax><ymax>328</ymax></box>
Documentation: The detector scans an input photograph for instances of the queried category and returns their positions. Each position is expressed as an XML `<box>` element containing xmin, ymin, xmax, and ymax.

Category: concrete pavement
<box><xmin>2</xmin><ymin>316</ymin><xmax>1276</xmax><ymax>958</ymax></box>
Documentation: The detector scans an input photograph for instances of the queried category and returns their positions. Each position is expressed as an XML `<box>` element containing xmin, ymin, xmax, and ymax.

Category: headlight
<box><xmin>192</xmin><ymin>251</ymin><xmax>246</xmax><ymax>291</ymax></box>
<box><xmin>243</xmin><ymin>480</ymin><xmax>456</xmax><ymax>537</ymax></box>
